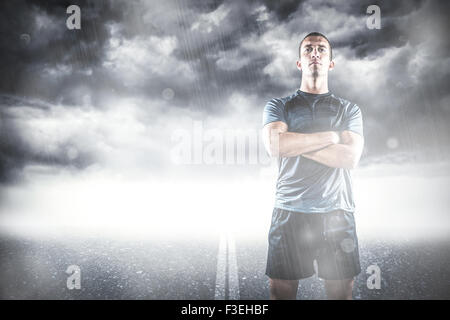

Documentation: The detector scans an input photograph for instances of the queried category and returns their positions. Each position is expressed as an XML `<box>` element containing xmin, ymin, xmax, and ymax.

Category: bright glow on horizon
<box><xmin>0</xmin><ymin>162</ymin><xmax>449</xmax><ymax>242</ymax></box>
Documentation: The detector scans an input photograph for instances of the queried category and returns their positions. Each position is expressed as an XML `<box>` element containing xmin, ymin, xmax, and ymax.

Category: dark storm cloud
<box><xmin>0</xmin><ymin>0</ymin><xmax>126</xmax><ymax>104</ymax></box>
<box><xmin>0</xmin><ymin>0</ymin><xmax>126</xmax><ymax>183</ymax></box>
<box><xmin>0</xmin><ymin>95</ymin><xmax>95</xmax><ymax>183</ymax></box>
<box><xmin>293</xmin><ymin>0</ymin><xmax>427</xmax><ymax>59</ymax></box>
<box><xmin>0</xmin><ymin>0</ymin><xmax>309</xmax><ymax>108</ymax></box>
<box><xmin>319</xmin><ymin>0</ymin><xmax>426</xmax><ymax>17</ymax></box>
<box><xmin>256</xmin><ymin>0</ymin><xmax>305</xmax><ymax>20</ymax></box>
<box><xmin>0</xmin><ymin>0</ymin><xmax>265</xmax><ymax>108</ymax></box>
<box><xmin>1</xmin><ymin>0</ymin><xmax>447</xmax><ymax>103</ymax></box>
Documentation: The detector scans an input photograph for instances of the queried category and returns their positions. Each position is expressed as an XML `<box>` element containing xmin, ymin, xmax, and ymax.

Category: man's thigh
<box><xmin>269</xmin><ymin>278</ymin><xmax>299</xmax><ymax>299</ymax></box>
<box><xmin>265</xmin><ymin>208</ymin><xmax>318</xmax><ymax>280</ymax></box>
<box><xmin>316</xmin><ymin>211</ymin><xmax>362</xmax><ymax>280</ymax></box>
<box><xmin>324</xmin><ymin>278</ymin><xmax>355</xmax><ymax>299</ymax></box>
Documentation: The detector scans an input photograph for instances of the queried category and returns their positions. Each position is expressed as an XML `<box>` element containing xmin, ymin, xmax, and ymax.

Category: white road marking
<box><xmin>214</xmin><ymin>233</ymin><xmax>227</xmax><ymax>300</ymax></box>
<box><xmin>214</xmin><ymin>232</ymin><xmax>240</xmax><ymax>300</ymax></box>
<box><xmin>227</xmin><ymin>233</ymin><xmax>240</xmax><ymax>300</ymax></box>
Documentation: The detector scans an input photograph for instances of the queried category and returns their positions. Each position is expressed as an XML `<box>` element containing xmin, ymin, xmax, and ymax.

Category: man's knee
<box><xmin>269</xmin><ymin>278</ymin><xmax>299</xmax><ymax>300</ymax></box>
<box><xmin>324</xmin><ymin>278</ymin><xmax>354</xmax><ymax>300</ymax></box>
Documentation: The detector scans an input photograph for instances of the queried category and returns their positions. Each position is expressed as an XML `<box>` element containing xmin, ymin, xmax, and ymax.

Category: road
<box><xmin>0</xmin><ymin>231</ymin><xmax>449</xmax><ymax>300</ymax></box>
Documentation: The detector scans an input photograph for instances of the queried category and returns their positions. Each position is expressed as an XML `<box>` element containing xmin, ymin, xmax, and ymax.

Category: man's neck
<box><xmin>300</xmin><ymin>75</ymin><xmax>329</xmax><ymax>94</ymax></box>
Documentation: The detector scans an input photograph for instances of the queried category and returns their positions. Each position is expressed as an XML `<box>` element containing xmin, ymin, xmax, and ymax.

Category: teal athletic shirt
<box><xmin>262</xmin><ymin>89</ymin><xmax>364</xmax><ymax>214</ymax></box>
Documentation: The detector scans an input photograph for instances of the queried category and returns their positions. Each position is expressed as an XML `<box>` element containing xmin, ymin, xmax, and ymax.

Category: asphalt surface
<box><xmin>0</xmin><ymin>232</ymin><xmax>449</xmax><ymax>300</ymax></box>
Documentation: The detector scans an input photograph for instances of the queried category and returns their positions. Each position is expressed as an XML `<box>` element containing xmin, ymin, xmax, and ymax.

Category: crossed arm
<box><xmin>262</xmin><ymin>121</ymin><xmax>364</xmax><ymax>169</ymax></box>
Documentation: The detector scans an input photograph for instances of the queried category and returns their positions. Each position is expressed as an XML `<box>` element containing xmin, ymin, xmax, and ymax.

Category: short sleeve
<box><xmin>341</xmin><ymin>104</ymin><xmax>364</xmax><ymax>137</ymax></box>
<box><xmin>262</xmin><ymin>98</ymin><xmax>286</xmax><ymax>127</ymax></box>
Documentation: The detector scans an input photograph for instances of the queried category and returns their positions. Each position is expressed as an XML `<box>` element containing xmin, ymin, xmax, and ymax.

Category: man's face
<box><xmin>297</xmin><ymin>36</ymin><xmax>334</xmax><ymax>77</ymax></box>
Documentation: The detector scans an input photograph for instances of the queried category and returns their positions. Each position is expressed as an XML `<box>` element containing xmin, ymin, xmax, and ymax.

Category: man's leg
<box><xmin>266</xmin><ymin>209</ymin><xmax>315</xmax><ymax>300</ymax></box>
<box><xmin>269</xmin><ymin>278</ymin><xmax>299</xmax><ymax>300</ymax></box>
<box><xmin>319</xmin><ymin>212</ymin><xmax>361</xmax><ymax>300</ymax></box>
<box><xmin>324</xmin><ymin>278</ymin><xmax>354</xmax><ymax>300</ymax></box>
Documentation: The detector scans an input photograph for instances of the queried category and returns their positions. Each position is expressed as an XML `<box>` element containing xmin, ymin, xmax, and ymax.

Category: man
<box><xmin>262</xmin><ymin>32</ymin><xmax>364</xmax><ymax>300</ymax></box>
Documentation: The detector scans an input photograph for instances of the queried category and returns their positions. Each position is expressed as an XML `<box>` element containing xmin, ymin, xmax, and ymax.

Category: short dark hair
<box><xmin>299</xmin><ymin>32</ymin><xmax>333</xmax><ymax>60</ymax></box>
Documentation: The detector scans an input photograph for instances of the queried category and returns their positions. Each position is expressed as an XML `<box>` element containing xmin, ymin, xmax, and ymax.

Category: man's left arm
<box><xmin>301</xmin><ymin>130</ymin><xmax>364</xmax><ymax>169</ymax></box>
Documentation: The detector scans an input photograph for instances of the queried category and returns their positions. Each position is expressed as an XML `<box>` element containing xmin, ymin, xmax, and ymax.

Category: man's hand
<box><xmin>302</xmin><ymin>130</ymin><xmax>364</xmax><ymax>169</ymax></box>
<box><xmin>262</xmin><ymin>121</ymin><xmax>340</xmax><ymax>158</ymax></box>
<box><xmin>331</xmin><ymin>131</ymin><xmax>340</xmax><ymax>144</ymax></box>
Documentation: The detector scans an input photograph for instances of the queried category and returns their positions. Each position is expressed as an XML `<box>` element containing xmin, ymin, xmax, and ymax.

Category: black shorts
<box><xmin>265</xmin><ymin>207</ymin><xmax>361</xmax><ymax>280</ymax></box>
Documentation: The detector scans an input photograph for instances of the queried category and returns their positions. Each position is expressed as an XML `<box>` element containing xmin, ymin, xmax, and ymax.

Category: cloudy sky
<box><xmin>0</xmin><ymin>0</ymin><xmax>449</xmax><ymax>185</ymax></box>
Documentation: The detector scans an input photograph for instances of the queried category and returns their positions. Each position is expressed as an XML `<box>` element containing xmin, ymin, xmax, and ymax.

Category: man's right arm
<box><xmin>262</xmin><ymin>121</ymin><xmax>340</xmax><ymax>157</ymax></box>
